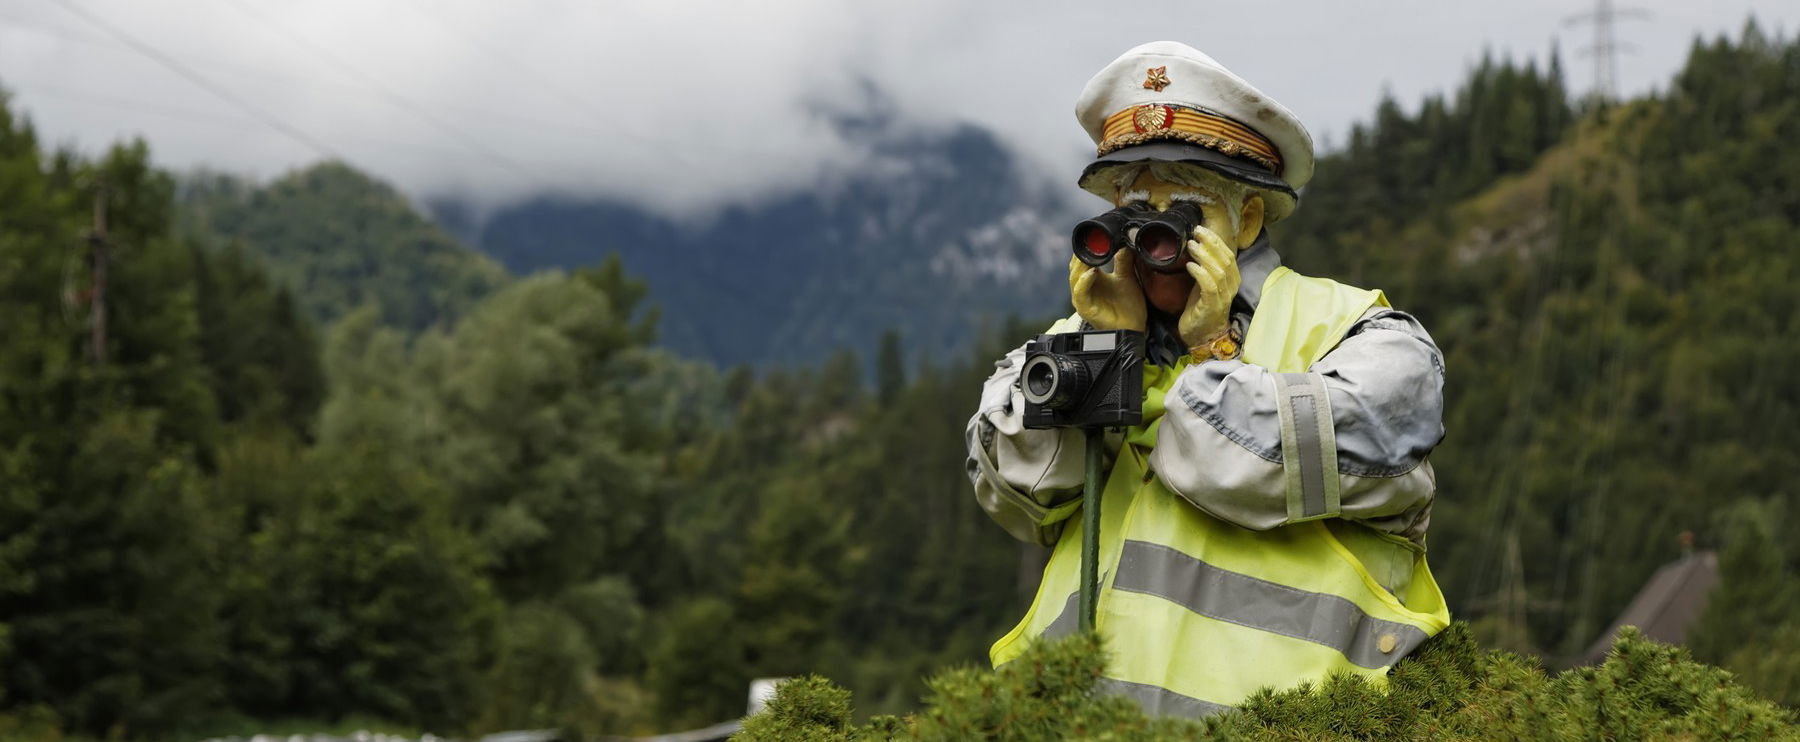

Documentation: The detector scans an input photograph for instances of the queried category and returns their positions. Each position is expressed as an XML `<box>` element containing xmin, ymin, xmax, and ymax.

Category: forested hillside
<box><xmin>1277</xmin><ymin>23</ymin><xmax>1800</xmax><ymax>673</ymax></box>
<box><xmin>179</xmin><ymin>163</ymin><xmax>510</xmax><ymax>332</ymax></box>
<box><xmin>0</xmin><ymin>84</ymin><xmax>1025</xmax><ymax>739</ymax></box>
<box><xmin>0</xmin><ymin>20</ymin><xmax>1797</xmax><ymax>742</ymax></box>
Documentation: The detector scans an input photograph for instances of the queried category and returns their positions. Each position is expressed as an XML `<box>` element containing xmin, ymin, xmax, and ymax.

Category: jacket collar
<box><xmin>1234</xmin><ymin>232</ymin><xmax>1281</xmax><ymax>313</ymax></box>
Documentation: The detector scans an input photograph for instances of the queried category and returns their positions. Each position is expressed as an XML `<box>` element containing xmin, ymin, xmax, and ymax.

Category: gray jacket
<box><xmin>965</xmin><ymin>243</ymin><xmax>1444</xmax><ymax>590</ymax></box>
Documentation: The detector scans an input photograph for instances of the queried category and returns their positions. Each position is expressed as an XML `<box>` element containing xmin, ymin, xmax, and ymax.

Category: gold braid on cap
<box><xmin>1099</xmin><ymin>104</ymin><xmax>1282</xmax><ymax>174</ymax></box>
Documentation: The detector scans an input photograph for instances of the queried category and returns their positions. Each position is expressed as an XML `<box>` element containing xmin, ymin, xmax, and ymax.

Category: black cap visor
<box><xmin>1077</xmin><ymin>141</ymin><xmax>1297</xmax><ymax>208</ymax></box>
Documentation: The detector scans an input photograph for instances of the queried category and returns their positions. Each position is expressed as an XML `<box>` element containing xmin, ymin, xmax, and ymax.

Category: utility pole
<box><xmin>1565</xmin><ymin>0</ymin><xmax>1650</xmax><ymax>102</ymax></box>
<box><xmin>86</xmin><ymin>184</ymin><xmax>111</xmax><ymax>365</ymax></box>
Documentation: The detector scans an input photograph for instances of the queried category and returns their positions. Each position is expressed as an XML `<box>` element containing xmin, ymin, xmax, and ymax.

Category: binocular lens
<box><xmin>1079</xmin><ymin>227</ymin><xmax>1114</xmax><ymax>260</ymax></box>
<box><xmin>1071</xmin><ymin>213</ymin><xmax>1127</xmax><ymax>268</ymax></box>
<box><xmin>1134</xmin><ymin>223</ymin><xmax>1183</xmax><ymax>267</ymax></box>
<box><xmin>1068</xmin><ymin>202</ymin><xmax>1203</xmax><ymax>274</ymax></box>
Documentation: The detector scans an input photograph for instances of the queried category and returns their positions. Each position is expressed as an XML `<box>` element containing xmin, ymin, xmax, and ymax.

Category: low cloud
<box><xmin>2</xmin><ymin>0</ymin><xmax>1792</xmax><ymax>215</ymax></box>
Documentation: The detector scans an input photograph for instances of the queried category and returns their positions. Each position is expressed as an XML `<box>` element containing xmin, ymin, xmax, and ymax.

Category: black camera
<box><xmin>1019</xmin><ymin>329</ymin><xmax>1145</xmax><ymax>429</ymax></box>
<box><xmin>1071</xmin><ymin>202</ymin><xmax>1206</xmax><ymax>274</ymax></box>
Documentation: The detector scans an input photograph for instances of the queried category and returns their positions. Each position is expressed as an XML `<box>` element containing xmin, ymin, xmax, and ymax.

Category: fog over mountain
<box><xmin>4</xmin><ymin>0</ymin><xmax>1793</xmax><ymax>218</ymax></box>
<box><xmin>462</xmin><ymin>109</ymin><xmax>1076</xmax><ymax>366</ymax></box>
<box><xmin>9</xmin><ymin>1</ymin><xmax>1796</xmax><ymax>368</ymax></box>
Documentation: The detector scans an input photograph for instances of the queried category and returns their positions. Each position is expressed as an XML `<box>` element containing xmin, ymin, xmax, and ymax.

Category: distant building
<box><xmin>1580</xmin><ymin>550</ymin><xmax>1719</xmax><ymax>665</ymax></box>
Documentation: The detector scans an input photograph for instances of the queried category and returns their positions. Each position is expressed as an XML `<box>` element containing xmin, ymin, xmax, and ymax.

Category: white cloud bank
<box><xmin>1</xmin><ymin>0</ymin><xmax>1792</xmax><ymax>213</ymax></box>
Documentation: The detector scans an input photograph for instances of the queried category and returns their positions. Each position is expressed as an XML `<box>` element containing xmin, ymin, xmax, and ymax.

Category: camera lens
<box><xmin>1133</xmin><ymin>202</ymin><xmax>1205</xmax><ymax>273</ymax></box>
<box><xmin>1020</xmin><ymin>353</ymin><xmax>1089</xmax><ymax>411</ymax></box>
<box><xmin>1025</xmin><ymin>359</ymin><xmax>1056</xmax><ymax>397</ymax></box>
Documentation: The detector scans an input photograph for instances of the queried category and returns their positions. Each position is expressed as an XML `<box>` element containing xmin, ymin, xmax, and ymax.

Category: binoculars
<box><xmin>1070</xmin><ymin>202</ymin><xmax>1205</xmax><ymax>274</ymax></box>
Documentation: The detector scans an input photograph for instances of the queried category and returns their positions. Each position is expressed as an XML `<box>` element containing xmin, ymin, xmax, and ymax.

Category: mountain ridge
<box><xmin>461</xmin><ymin>121</ymin><xmax>1078</xmax><ymax>368</ymax></box>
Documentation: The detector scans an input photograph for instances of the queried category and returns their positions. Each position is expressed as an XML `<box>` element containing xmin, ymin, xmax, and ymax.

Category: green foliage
<box><xmin>648</xmin><ymin>597</ymin><xmax>751</xmax><ymax>728</ymax></box>
<box><xmin>558</xmin><ymin>576</ymin><xmax>647</xmax><ymax>675</ymax></box>
<box><xmin>1725</xmin><ymin>624</ymin><xmax>1800</xmax><ymax>709</ymax></box>
<box><xmin>876</xmin><ymin>329</ymin><xmax>905</xmax><ymax>406</ymax></box>
<box><xmin>191</xmin><ymin>242</ymin><xmax>325</xmax><ymax>435</ymax></box>
<box><xmin>0</xmin><ymin>93</ymin><xmax>496</xmax><ymax>738</ymax></box>
<box><xmin>735</xmin><ymin>676</ymin><xmax>861</xmax><ymax>742</ymax></box>
<box><xmin>1276</xmin><ymin>25</ymin><xmax>1800</xmax><ymax>665</ymax></box>
<box><xmin>906</xmin><ymin>634</ymin><xmax>1205</xmax><ymax>741</ymax></box>
<box><xmin>479</xmin><ymin>602</ymin><xmax>647</xmax><ymax>734</ymax></box>
<box><xmin>1692</xmin><ymin>500</ymin><xmax>1800</xmax><ymax>708</ymax></box>
<box><xmin>4</xmin><ymin>22</ymin><xmax>1800</xmax><ymax>741</ymax></box>
<box><xmin>1282</xmin><ymin>51</ymin><xmax>1573</xmax><ymax>256</ymax></box>
<box><xmin>179</xmin><ymin>162</ymin><xmax>509</xmax><ymax>332</ymax></box>
<box><xmin>314</xmin><ymin>268</ymin><xmax>671</xmax><ymax>737</ymax></box>
<box><xmin>0</xmin><ymin>126</ymin><xmax>226</xmax><ymax>736</ymax></box>
<box><xmin>212</xmin><ymin>427</ymin><xmax>496</xmax><ymax>727</ymax></box>
<box><xmin>738</xmin><ymin>626</ymin><xmax>1798</xmax><ymax>741</ymax></box>
<box><xmin>1691</xmin><ymin>502</ymin><xmax>1799</xmax><ymax>662</ymax></box>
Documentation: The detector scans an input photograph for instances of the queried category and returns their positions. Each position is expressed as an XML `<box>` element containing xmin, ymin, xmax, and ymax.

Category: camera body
<box><xmin>1019</xmin><ymin>329</ymin><xmax>1145</xmax><ymax>429</ymax></box>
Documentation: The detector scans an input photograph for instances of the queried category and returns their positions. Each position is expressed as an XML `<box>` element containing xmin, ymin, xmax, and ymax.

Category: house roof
<box><xmin>1580</xmin><ymin>550</ymin><xmax>1719</xmax><ymax>665</ymax></box>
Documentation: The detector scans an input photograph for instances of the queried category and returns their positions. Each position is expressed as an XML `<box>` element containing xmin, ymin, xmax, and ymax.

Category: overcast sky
<box><xmin>1</xmin><ymin>0</ymin><xmax>1792</xmax><ymax>215</ymax></box>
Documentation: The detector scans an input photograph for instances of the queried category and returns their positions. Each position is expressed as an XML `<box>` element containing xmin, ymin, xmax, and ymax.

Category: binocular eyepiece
<box><xmin>1071</xmin><ymin>202</ymin><xmax>1205</xmax><ymax>274</ymax></box>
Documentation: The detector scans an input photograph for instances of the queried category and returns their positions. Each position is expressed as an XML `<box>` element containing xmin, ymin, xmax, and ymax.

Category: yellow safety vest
<box><xmin>989</xmin><ymin>266</ymin><xmax>1451</xmax><ymax>717</ymax></box>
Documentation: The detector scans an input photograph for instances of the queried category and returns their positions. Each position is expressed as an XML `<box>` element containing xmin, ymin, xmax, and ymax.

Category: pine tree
<box><xmin>876</xmin><ymin>329</ymin><xmax>905</xmax><ymax>406</ymax></box>
<box><xmin>0</xmin><ymin>129</ymin><xmax>226</xmax><ymax>736</ymax></box>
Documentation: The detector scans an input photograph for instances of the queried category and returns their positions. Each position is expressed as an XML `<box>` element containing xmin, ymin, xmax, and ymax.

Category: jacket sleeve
<box><xmin>966</xmin><ymin>341</ymin><xmax>1120</xmax><ymax>546</ymax></box>
<box><xmin>1149</xmin><ymin>308</ymin><xmax>1444</xmax><ymax>543</ymax></box>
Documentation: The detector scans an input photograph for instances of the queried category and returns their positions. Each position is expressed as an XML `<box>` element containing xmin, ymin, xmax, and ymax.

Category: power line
<box><xmin>0</xmin><ymin>13</ymin><xmax>659</xmax><ymax>152</ymax></box>
<box><xmin>10</xmin><ymin>82</ymin><xmax>264</xmax><ymax>130</ymax></box>
<box><xmin>2</xmin><ymin>9</ymin><xmax>659</xmax><ymax>189</ymax></box>
<box><xmin>0</xmin><ymin>10</ymin><xmax>114</xmax><ymax>47</ymax></box>
<box><xmin>0</xmin><ymin>11</ymin><xmax>383</xmax><ymax>101</ymax></box>
<box><xmin>394</xmin><ymin>0</ymin><xmax>716</xmax><ymax>172</ymax></box>
<box><xmin>222</xmin><ymin>0</ymin><xmax>554</xmax><ymax>190</ymax></box>
<box><xmin>7</xmin><ymin>79</ymin><xmax>573</xmax><ymax>167</ymax></box>
<box><xmin>394</xmin><ymin>0</ymin><xmax>803</xmax><ymax>168</ymax></box>
<box><xmin>50</xmin><ymin>0</ymin><xmax>342</xmax><ymax>160</ymax></box>
<box><xmin>10</xmin><ymin>5</ymin><xmax>793</xmax><ymax>183</ymax></box>
<box><xmin>20</xmin><ymin>2</ymin><xmax>820</xmax><ymax>208</ymax></box>
<box><xmin>397</xmin><ymin>1</ymin><xmax>626</xmax><ymax>131</ymax></box>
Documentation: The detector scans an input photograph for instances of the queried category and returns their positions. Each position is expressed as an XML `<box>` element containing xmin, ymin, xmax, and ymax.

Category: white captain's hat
<box><xmin>1075</xmin><ymin>41</ymin><xmax>1314</xmax><ymax>222</ymax></box>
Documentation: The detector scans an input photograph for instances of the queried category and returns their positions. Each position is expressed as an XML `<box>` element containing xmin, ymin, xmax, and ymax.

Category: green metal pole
<box><xmin>1079</xmin><ymin>426</ymin><xmax>1104</xmax><ymax>634</ymax></box>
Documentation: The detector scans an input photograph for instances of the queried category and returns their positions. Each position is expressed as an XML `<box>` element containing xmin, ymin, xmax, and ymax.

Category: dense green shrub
<box><xmin>736</xmin><ymin>624</ymin><xmax>1798</xmax><ymax>741</ymax></box>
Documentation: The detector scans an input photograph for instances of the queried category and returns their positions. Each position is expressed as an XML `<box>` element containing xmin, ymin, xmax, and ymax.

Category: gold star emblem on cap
<box><xmin>1143</xmin><ymin>66</ymin><xmax>1171</xmax><ymax>92</ymax></box>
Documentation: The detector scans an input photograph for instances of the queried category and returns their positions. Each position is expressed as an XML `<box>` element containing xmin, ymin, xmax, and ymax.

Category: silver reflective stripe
<box><xmin>1042</xmin><ymin>590</ymin><xmax>1081</xmax><ymax>640</ymax></box>
<box><xmin>1272</xmin><ymin>372</ymin><xmax>1340</xmax><ymax>521</ymax></box>
<box><xmin>1112</xmin><ymin>540</ymin><xmax>1430</xmax><ymax>669</ymax></box>
<box><xmin>1095</xmin><ymin>677</ymin><xmax>1232</xmax><ymax>719</ymax></box>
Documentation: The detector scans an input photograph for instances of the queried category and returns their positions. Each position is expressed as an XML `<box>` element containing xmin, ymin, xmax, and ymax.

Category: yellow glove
<box><xmin>1179</xmin><ymin>224</ymin><xmax>1241</xmax><ymax>352</ymax></box>
<box><xmin>1069</xmin><ymin>249</ymin><xmax>1146</xmax><ymax>332</ymax></box>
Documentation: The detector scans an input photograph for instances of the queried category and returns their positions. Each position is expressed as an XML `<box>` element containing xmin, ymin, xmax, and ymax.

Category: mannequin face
<box><xmin>1113</xmin><ymin>169</ymin><xmax>1265</xmax><ymax>315</ymax></box>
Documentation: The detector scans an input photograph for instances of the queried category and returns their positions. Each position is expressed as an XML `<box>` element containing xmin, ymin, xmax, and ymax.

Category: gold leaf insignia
<box><xmin>1132</xmin><ymin>105</ymin><xmax>1169</xmax><ymax>132</ymax></box>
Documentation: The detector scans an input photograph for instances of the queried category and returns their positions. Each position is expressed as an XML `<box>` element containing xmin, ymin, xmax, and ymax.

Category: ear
<box><xmin>1237</xmin><ymin>195</ymin><xmax>1265</xmax><ymax>251</ymax></box>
